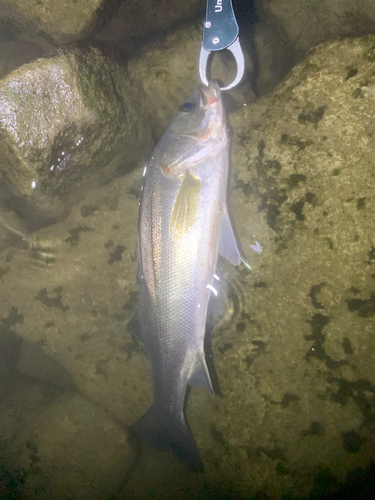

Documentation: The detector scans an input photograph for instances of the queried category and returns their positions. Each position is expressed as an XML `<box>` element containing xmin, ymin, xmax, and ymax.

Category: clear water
<box><xmin>1</xmin><ymin>2</ymin><xmax>375</xmax><ymax>500</ymax></box>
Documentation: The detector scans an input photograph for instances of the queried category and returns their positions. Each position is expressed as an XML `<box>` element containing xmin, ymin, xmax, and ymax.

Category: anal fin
<box><xmin>218</xmin><ymin>209</ymin><xmax>251</xmax><ymax>269</ymax></box>
<box><xmin>188</xmin><ymin>351</ymin><xmax>213</xmax><ymax>394</ymax></box>
<box><xmin>126</xmin><ymin>310</ymin><xmax>142</xmax><ymax>340</ymax></box>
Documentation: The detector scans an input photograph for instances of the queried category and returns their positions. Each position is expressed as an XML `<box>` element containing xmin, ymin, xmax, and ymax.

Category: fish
<box><xmin>127</xmin><ymin>80</ymin><xmax>248</xmax><ymax>471</ymax></box>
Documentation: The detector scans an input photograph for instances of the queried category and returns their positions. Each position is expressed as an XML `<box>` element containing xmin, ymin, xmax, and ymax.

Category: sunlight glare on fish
<box><xmin>206</xmin><ymin>284</ymin><xmax>218</xmax><ymax>296</ymax></box>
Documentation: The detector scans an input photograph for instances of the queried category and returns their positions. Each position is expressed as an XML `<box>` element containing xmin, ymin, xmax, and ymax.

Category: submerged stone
<box><xmin>0</xmin><ymin>0</ymin><xmax>107</xmax><ymax>44</ymax></box>
<box><xmin>0</xmin><ymin>45</ymin><xmax>152</xmax><ymax>221</ymax></box>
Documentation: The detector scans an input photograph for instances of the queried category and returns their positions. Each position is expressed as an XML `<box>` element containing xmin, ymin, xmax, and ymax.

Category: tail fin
<box><xmin>131</xmin><ymin>406</ymin><xmax>203</xmax><ymax>472</ymax></box>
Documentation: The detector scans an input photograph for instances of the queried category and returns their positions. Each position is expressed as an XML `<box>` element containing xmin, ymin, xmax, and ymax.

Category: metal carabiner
<box><xmin>199</xmin><ymin>0</ymin><xmax>245</xmax><ymax>91</ymax></box>
<box><xmin>199</xmin><ymin>37</ymin><xmax>244</xmax><ymax>91</ymax></box>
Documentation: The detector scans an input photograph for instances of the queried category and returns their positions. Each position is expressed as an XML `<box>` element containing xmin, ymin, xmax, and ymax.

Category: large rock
<box><xmin>253</xmin><ymin>0</ymin><xmax>375</xmax><ymax>94</ymax></box>
<box><xmin>255</xmin><ymin>0</ymin><xmax>375</xmax><ymax>56</ymax></box>
<box><xmin>0</xmin><ymin>45</ymin><xmax>152</xmax><ymax>221</ymax></box>
<box><xmin>96</xmin><ymin>0</ymin><xmax>204</xmax><ymax>44</ymax></box>
<box><xmin>0</xmin><ymin>365</ymin><xmax>134</xmax><ymax>499</ymax></box>
<box><xmin>0</xmin><ymin>0</ymin><xmax>107</xmax><ymax>45</ymax></box>
<box><xmin>1</xmin><ymin>33</ymin><xmax>375</xmax><ymax>499</ymax></box>
<box><xmin>0</xmin><ymin>167</ymin><xmax>144</xmax><ymax>423</ymax></box>
<box><xmin>209</xmin><ymin>33</ymin><xmax>375</xmax><ymax>497</ymax></box>
<box><xmin>0</xmin><ymin>0</ymin><xmax>203</xmax><ymax>47</ymax></box>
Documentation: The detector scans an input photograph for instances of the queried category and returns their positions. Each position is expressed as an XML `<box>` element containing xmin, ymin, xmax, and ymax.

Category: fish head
<box><xmin>155</xmin><ymin>81</ymin><xmax>227</xmax><ymax>177</ymax></box>
<box><xmin>173</xmin><ymin>80</ymin><xmax>225</xmax><ymax>138</ymax></box>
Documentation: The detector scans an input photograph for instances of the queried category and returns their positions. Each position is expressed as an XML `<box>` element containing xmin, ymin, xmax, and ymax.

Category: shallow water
<box><xmin>1</xmin><ymin>3</ymin><xmax>375</xmax><ymax>500</ymax></box>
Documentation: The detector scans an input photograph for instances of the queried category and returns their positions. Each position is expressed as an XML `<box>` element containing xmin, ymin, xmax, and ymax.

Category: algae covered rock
<box><xmin>0</xmin><ymin>384</ymin><xmax>134</xmax><ymax>500</ymax></box>
<box><xmin>255</xmin><ymin>0</ymin><xmax>375</xmax><ymax>56</ymax></box>
<box><xmin>200</xmin><ymin>33</ymin><xmax>375</xmax><ymax>497</ymax></box>
<box><xmin>253</xmin><ymin>0</ymin><xmax>375</xmax><ymax>94</ymax></box>
<box><xmin>0</xmin><ymin>45</ymin><xmax>152</xmax><ymax>220</ymax></box>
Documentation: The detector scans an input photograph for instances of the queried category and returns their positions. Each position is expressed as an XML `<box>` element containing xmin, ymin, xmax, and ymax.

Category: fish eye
<box><xmin>179</xmin><ymin>101</ymin><xmax>195</xmax><ymax>113</ymax></box>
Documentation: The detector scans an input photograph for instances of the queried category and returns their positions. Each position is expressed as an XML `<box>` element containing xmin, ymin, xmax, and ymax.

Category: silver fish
<box><xmin>128</xmin><ymin>81</ymin><xmax>248</xmax><ymax>470</ymax></box>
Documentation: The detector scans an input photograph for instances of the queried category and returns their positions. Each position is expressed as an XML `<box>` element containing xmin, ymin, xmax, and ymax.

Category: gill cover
<box><xmin>155</xmin><ymin>83</ymin><xmax>223</xmax><ymax>178</ymax></box>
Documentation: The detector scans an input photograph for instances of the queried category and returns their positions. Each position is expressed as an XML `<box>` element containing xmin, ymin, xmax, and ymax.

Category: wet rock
<box><xmin>214</xmin><ymin>33</ymin><xmax>375</xmax><ymax>496</ymax></box>
<box><xmin>255</xmin><ymin>0</ymin><xmax>375</xmax><ymax>57</ymax></box>
<box><xmin>0</xmin><ymin>0</ymin><xmax>205</xmax><ymax>47</ymax></box>
<box><xmin>0</xmin><ymin>376</ymin><xmax>134</xmax><ymax>500</ymax></box>
<box><xmin>0</xmin><ymin>45</ymin><xmax>153</xmax><ymax>221</ymax></box>
<box><xmin>253</xmin><ymin>0</ymin><xmax>375</xmax><ymax>94</ymax></box>
<box><xmin>0</xmin><ymin>0</ymin><xmax>111</xmax><ymax>45</ymax></box>
<box><xmin>96</xmin><ymin>0</ymin><xmax>204</xmax><ymax>45</ymax></box>
<box><xmin>0</xmin><ymin>168</ymin><xmax>144</xmax><ymax>424</ymax></box>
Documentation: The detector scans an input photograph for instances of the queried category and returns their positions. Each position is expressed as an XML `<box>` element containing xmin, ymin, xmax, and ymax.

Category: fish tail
<box><xmin>131</xmin><ymin>405</ymin><xmax>203</xmax><ymax>472</ymax></box>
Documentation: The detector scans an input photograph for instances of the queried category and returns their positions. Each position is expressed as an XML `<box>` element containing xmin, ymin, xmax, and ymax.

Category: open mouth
<box><xmin>199</xmin><ymin>83</ymin><xmax>218</xmax><ymax>108</ymax></box>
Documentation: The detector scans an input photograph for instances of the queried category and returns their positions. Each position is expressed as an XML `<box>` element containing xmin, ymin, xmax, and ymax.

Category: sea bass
<box><xmin>128</xmin><ymin>81</ymin><xmax>247</xmax><ymax>470</ymax></box>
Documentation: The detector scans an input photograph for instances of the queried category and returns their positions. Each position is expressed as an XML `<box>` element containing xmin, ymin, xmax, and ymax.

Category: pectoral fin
<box><xmin>218</xmin><ymin>209</ymin><xmax>252</xmax><ymax>269</ymax></box>
<box><xmin>170</xmin><ymin>171</ymin><xmax>201</xmax><ymax>239</ymax></box>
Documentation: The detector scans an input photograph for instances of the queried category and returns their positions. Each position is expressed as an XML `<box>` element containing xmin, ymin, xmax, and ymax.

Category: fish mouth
<box><xmin>199</xmin><ymin>81</ymin><xmax>220</xmax><ymax>108</ymax></box>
